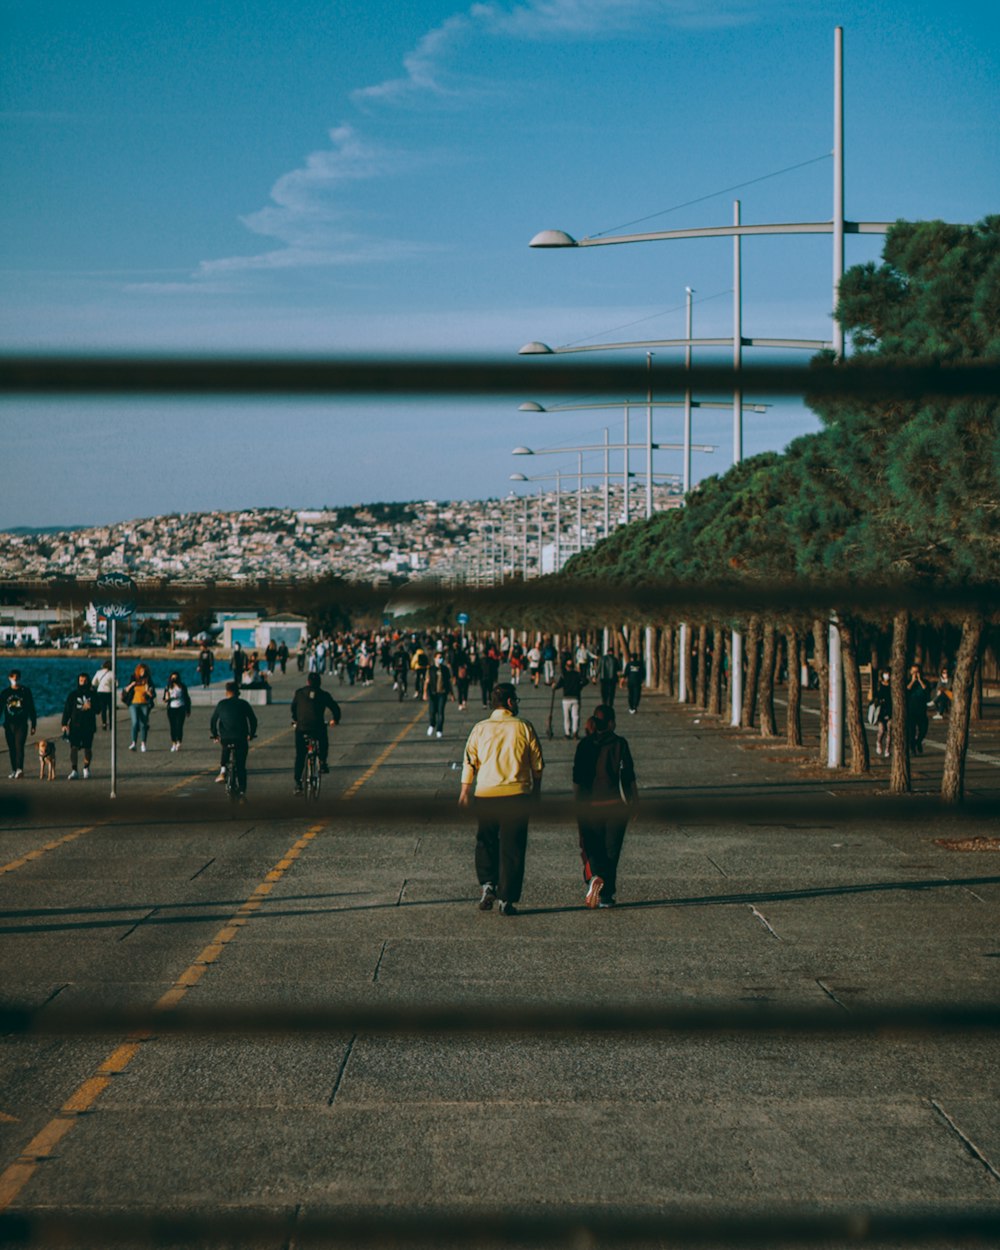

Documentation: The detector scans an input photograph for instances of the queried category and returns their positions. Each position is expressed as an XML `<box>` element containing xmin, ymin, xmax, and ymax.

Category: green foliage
<box><xmin>569</xmin><ymin>216</ymin><xmax>1000</xmax><ymax>603</ymax></box>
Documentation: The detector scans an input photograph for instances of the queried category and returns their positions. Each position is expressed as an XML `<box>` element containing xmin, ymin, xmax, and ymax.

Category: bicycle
<box><xmin>303</xmin><ymin>735</ymin><xmax>321</xmax><ymax>800</ymax></box>
<box><xmin>223</xmin><ymin>741</ymin><xmax>241</xmax><ymax>802</ymax></box>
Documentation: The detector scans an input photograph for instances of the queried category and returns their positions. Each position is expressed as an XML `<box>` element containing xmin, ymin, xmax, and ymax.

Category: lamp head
<box><xmin>518</xmin><ymin>401</ymin><xmax>545</xmax><ymax>412</ymax></box>
<box><xmin>512</xmin><ymin>446</ymin><xmax>533</xmax><ymax>456</ymax></box>
<box><xmin>529</xmin><ymin>229</ymin><xmax>577</xmax><ymax>248</ymax></box>
<box><xmin>518</xmin><ymin>342</ymin><xmax>554</xmax><ymax>355</ymax></box>
<box><xmin>509</xmin><ymin>473</ymin><xmax>529</xmax><ymax>482</ymax></box>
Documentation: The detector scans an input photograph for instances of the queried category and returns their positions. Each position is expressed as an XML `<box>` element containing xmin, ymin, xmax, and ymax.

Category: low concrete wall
<box><xmin>188</xmin><ymin>686</ymin><xmax>271</xmax><ymax>707</ymax></box>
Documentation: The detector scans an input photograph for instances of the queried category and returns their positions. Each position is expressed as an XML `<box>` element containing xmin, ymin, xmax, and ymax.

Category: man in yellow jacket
<box><xmin>459</xmin><ymin>682</ymin><xmax>544</xmax><ymax>916</ymax></box>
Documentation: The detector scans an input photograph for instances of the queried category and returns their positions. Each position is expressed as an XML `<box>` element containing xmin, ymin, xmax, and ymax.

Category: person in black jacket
<box><xmin>623</xmin><ymin>651</ymin><xmax>646</xmax><ymax>714</ymax></box>
<box><xmin>425</xmin><ymin>652</ymin><xmax>454</xmax><ymax>739</ymax></box>
<box><xmin>290</xmin><ymin>673</ymin><xmax>341</xmax><ymax>793</ymax></box>
<box><xmin>61</xmin><ymin>673</ymin><xmax>98</xmax><ymax>780</ymax></box>
<box><xmin>210</xmin><ymin>682</ymin><xmax>258</xmax><ymax>796</ymax></box>
<box><xmin>555</xmin><ymin>659</ymin><xmax>588</xmax><ymax>738</ymax></box>
<box><xmin>2</xmin><ymin>669</ymin><xmax>37</xmax><ymax>779</ymax></box>
<box><xmin>572</xmin><ymin>704</ymin><xmax>638</xmax><ymax>908</ymax></box>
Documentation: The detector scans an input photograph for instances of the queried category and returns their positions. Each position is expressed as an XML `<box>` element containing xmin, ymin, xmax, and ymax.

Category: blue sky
<box><xmin>1</xmin><ymin>0</ymin><xmax>997</xmax><ymax>529</ymax></box>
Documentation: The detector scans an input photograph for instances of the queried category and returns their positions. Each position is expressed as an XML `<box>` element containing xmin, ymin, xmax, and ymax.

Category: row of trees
<box><xmin>564</xmin><ymin>216</ymin><xmax>1000</xmax><ymax>803</ymax></box>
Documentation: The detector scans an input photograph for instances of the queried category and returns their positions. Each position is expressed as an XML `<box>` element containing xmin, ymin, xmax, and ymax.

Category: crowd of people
<box><xmin>0</xmin><ymin>631</ymin><xmax>968</xmax><ymax>913</ymax></box>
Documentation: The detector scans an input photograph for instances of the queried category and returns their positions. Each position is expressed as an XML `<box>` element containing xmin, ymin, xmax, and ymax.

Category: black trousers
<box><xmin>93</xmin><ymin>692</ymin><xmax>111</xmax><ymax>727</ymax></box>
<box><xmin>474</xmin><ymin>798</ymin><xmax>530</xmax><ymax>904</ymax></box>
<box><xmin>4</xmin><ymin>721</ymin><xmax>28</xmax><ymax>771</ymax></box>
<box><xmin>428</xmin><ymin>692</ymin><xmax>447</xmax><ymax>732</ymax></box>
<box><xmin>600</xmin><ymin>678</ymin><xmax>617</xmax><ymax>705</ymax></box>
<box><xmin>167</xmin><ymin>706</ymin><xmax>187</xmax><ymax>743</ymax></box>
<box><xmin>578</xmin><ymin>809</ymin><xmax>630</xmax><ymax>898</ymax></box>
<box><xmin>219</xmin><ymin>738</ymin><xmax>249</xmax><ymax>793</ymax></box>
<box><xmin>294</xmin><ymin>725</ymin><xmax>329</xmax><ymax>783</ymax></box>
<box><xmin>627</xmin><ymin>679</ymin><xmax>642</xmax><ymax>712</ymax></box>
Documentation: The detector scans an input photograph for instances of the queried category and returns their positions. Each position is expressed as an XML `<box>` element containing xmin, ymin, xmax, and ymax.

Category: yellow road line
<box><xmin>0</xmin><ymin>826</ymin><xmax>95</xmax><ymax>877</ymax></box>
<box><xmin>0</xmin><ymin>703</ymin><xmax>424</xmax><ymax>1212</ymax></box>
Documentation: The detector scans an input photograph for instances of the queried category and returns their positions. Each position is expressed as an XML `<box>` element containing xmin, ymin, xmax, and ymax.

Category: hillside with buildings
<box><xmin>2</xmin><ymin>485</ymin><xmax>681</xmax><ymax>588</ymax></box>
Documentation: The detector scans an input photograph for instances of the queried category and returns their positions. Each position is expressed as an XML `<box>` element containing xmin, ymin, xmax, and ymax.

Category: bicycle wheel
<box><xmin>226</xmin><ymin>747</ymin><xmax>240</xmax><ymax>802</ymax></box>
<box><xmin>306</xmin><ymin>746</ymin><xmax>321</xmax><ymax>800</ymax></box>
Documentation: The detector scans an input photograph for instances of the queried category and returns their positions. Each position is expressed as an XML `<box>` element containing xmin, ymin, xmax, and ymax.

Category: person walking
<box><xmin>230</xmin><ymin>642</ymin><xmax>247</xmax><ymax>688</ymax></box>
<box><xmin>277</xmin><ymin>640</ymin><xmax>289</xmax><ymax>674</ymax></box>
<box><xmin>290</xmin><ymin>673</ymin><xmax>341</xmax><ymax>794</ymax></box>
<box><xmin>210</xmin><ymin>682</ymin><xmax>258</xmax><ymax>797</ymax></box>
<box><xmin>265</xmin><ymin>639</ymin><xmax>278</xmax><ymax>674</ymax></box>
<box><xmin>162</xmin><ymin>671</ymin><xmax>192</xmax><ymax>751</ymax></box>
<box><xmin>61</xmin><ymin>673</ymin><xmax>98</xmax><ymax>780</ymax></box>
<box><xmin>2</xmin><ymin>669</ymin><xmax>37</xmax><ymax>779</ymax></box>
<box><xmin>92</xmin><ymin>660</ymin><xmax>115</xmax><ymax>730</ymax></box>
<box><xmin>933</xmin><ymin>664</ymin><xmax>953</xmax><ymax>719</ymax></box>
<box><xmin>555</xmin><ymin>658</ymin><xmax>588</xmax><ymax>739</ymax></box>
<box><xmin>459</xmin><ymin>682</ymin><xmax>544</xmax><ymax>916</ymax></box>
<box><xmin>573</xmin><ymin>705</ymin><xmax>638</xmax><ymax>908</ymax></box>
<box><xmin>197</xmin><ymin>643</ymin><xmax>214</xmax><ymax>689</ymax></box>
<box><xmin>623</xmin><ymin>651</ymin><xmax>646</xmax><ymax>715</ymax></box>
<box><xmin>123</xmin><ymin>663</ymin><xmax>156</xmax><ymax>752</ymax></box>
<box><xmin>392</xmin><ymin>645</ymin><xmax>410</xmax><ymax>700</ymax></box>
<box><xmin>907</xmin><ymin>663</ymin><xmax>929</xmax><ymax>756</ymax></box>
<box><xmin>426</xmin><ymin>652</ymin><xmax>454</xmax><ymax>739</ymax></box>
<box><xmin>598</xmin><ymin>650</ymin><xmax>621</xmax><ymax>706</ymax></box>
<box><xmin>874</xmin><ymin>670</ymin><xmax>892</xmax><ymax>758</ymax></box>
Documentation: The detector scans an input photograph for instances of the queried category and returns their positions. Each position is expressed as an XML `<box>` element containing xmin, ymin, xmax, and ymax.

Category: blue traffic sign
<box><xmin>456</xmin><ymin>612</ymin><xmax>469</xmax><ymax>625</ymax></box>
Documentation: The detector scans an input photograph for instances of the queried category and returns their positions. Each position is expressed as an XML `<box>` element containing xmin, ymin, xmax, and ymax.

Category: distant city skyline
<box><xmin>2</xmin><ymin>0</ymin><xmax>997</xmax><ymax>529</ymax></box>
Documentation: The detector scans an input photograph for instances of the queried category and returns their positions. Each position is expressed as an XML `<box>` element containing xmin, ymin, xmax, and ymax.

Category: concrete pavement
<box><xmin>1</xmin><ymin>663</ymin><xmax>998</xmax><ymax>1247</ymax></box>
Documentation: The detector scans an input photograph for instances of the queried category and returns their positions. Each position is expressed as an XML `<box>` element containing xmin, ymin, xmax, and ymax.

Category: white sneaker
<box><xmin>128</xmin><ymin>742</ymin><xmax>136</xmax><ymax>750</ymax></box>
<box><xmin>436</xmin><ymin>731</ymin><xmax>443</xmax><ymax>739</ymax></box>
<box><xmin>427</xmin><ymin>725</ymin><xmax>434</xmax><ymax>736</ymax></box>
<box><xmin>140</xmin><ymin>742</ymin><xmax>146</xmax><ymax>752</ymax></box>
<box><xmin>67</xmin><ymin>770</ymin><xmax>79</xmax><ymax>781</ymax></box>
<box><xmin>82</xmin><ymin>766</ymin><xmax>91</xmax><ymax>780</ymax></box>
<box><xmin>13</xmin><ymin>769</ymin><xmax>22</xmax><ymax>779</ymax></box>
<box><xmin>215</xmin><ymin>770</ymin><xmax>226</xmax><ymax>784</ymax></box>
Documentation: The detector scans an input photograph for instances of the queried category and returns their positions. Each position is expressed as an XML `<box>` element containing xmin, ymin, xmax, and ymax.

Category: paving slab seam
<box><xmin>930</xmin><ymin>1099</ymin><xmax>1000</xmax><ymax>1184</ymax></box>
<box><xmin>0</xmin><ymin>704</ymin><xmax>425</xmax><ymax>1214</ymax></box>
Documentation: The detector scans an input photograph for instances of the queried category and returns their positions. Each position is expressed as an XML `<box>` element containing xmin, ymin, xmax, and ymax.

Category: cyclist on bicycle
<box><xmin>210</xmin><ymin>682</ymin><xmax>258</xmax><ymax>798</ymax></box>
<box><xmin>291</xmin><ymin>672</ymin><xmax>342</xmax><ymax>794</ymax></box>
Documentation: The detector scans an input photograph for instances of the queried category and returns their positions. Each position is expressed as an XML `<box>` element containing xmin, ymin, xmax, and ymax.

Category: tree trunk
<box><xmin>971</xmin><ymin>658</ymin><xmax>983</xmax><ymax>723</ymax></box>
<box><xmin>759</xmin><ymin>620</ymin><xmax>778</xmax><ymax>737</ymax></box>
<box><xmin>785</xmin><ymin>626</ymin><xmax>803</xmax><ymax>747</ymax></box>
<box><xmin>812</xmin><ymin>618</ymin><xmax>829</xmax><ymax>764</ymax></box>
<box><xmin>889</xmin><ymin>610</ymin><xmax>911</xmax><ymax>795</ymax></box>
<box><xmin>695</xmin><ymin>624</ymin><xmax>709</xmax><ymax>708</ymax></box>
<box><xmin>662</xmin><ymin>626</ymin><xmax>675</xmax><ymax>698</ymax></box>
<box><xmin>840</xmin><ymin>620</ymin><xmax>870</xmax><ymax>774</ymax></box>
<box><xmin>707</xmin><ymin>625</ymin><xmax>724</xmax><ymax>717</ymax></box>
<box><xmin>741</xmin><ymin>616</ymin><xmax>762</xmax><ymax>729</ymax></box>
<box><xmin>650</xmin><ymin>626</ymin><xmax>661</xmax><ymax>689</ymax></box>
<box><xmin>941</xmin><ymin>614</ymin><xmax>985</xmax><ymax>804</ymax></box>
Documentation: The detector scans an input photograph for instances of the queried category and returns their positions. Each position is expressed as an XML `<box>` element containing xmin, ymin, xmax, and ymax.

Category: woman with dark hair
<box><xmin>61</xmin><ymin>673</ymin><xmax>97</xmax><ymax>780</ymax></box>
<box><xmin>572</xmin><ymin>704</ymin><xmax>638</xmax><ymax>909</ymax></box>
<box><xmin>162</xmin><ymin>671</ymin><xmax>192</xmax><ymax>751</ymax></box>
<box><xmin>123</xmin><ymin>663</ymin><xmax>156</xmax><ymax>751</ymax></box>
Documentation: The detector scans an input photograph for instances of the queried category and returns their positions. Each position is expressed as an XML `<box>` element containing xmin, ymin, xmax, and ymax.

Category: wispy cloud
<box><xmin>183</xmin><ymin>0</ymin><xmax>761</xmax><ymax>285</ymax></box>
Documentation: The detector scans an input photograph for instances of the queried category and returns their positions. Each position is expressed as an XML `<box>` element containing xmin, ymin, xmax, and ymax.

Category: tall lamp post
<box><xmin>526</xmin><ymin>29</ymin><xmax>889</xmax><ymax>754</ymax></box>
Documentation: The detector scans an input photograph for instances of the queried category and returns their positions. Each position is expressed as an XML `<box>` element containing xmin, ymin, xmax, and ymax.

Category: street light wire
<box><xmin>588</xmin><ymin>153</ymin><xmax>832</xmax><ymax>240</ymax></box>
<box><xmin>564</xmin><ymin>288</ymin><xmax>731</xmax><ymax>348</ymax></box>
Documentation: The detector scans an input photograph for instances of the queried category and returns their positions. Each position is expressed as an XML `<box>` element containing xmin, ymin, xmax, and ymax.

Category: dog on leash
<box><xmin>37</xmin><ymin>739</ymin><xmax>56</xmax><ymax>781</ymax></box>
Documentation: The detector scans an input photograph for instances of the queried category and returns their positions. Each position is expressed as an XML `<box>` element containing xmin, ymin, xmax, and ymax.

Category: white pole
<box><xmin>537</xmin><ymin>488</ymin><xmax>543</xmax><ymax>577</ymax></box>
<box><xmin>522</xmin><ymin>497</ymin><xmax>528</xmax><ymax>579</ymax></box>
<box><xmin>833</xmin><ymin>26</ymin><xmax>845</xmax><ymax>360</ymax></box>
<box><xmin>577</xmin><ymin>451</ymin><xmax>584</xmax><ymax>554</ymax></box>
<box><xmin>603</xmin><ymin>427</ymin><xmax>610</xmax><ymax>538</ymax></box>
<box><xmin>623</xmin><ymin>403</ymin><xmax>630</xmax><ymax>525</ymax></box>
<box><xmin>730</xmin><ymin>631</ymin><xmax>743</xmax><ymax>727</ymax></box>
<box><xmin>731</xmin><ymin>199</ymin><xmax>744</xmax><ymax>727</ymax></box>
<box><xmin>827</xmin><ymin>615</ymin><xmax>844</xmax><ymax>767</ymax></box>
<box><xmin>109</xmin><ymin>617</ymin><xmax>118</xmax><ymax>798</ymax></box>
<box><xmin>645</xmin><ymin>352</ymin><xmax>654</xmax><ymax>517</ymax></box>
<box><xmin>827</xmin><ymin>31</ymin><xmax>846</xmax><ymax>766</ymax></box>
<box><xmin>555</xmin><ymin>470</ymin><xmax>561</xmax><ymax>573</ymax></box>
<box><xmin>684</xmin><ymin>289</ymin><xmax>694</xmax><ymax>496</ymax></box>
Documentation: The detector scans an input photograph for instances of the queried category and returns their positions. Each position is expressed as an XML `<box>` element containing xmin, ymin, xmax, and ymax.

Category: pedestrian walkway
<box><xmin>0</xmin><ymin>665</ymin><xmax>997</xmax><ymax>1242</ymax></box>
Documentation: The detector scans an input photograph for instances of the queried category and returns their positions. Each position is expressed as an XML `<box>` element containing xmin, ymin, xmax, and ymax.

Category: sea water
<box><xmin>1</xmin><ymin>658</ymin><xmax>216</xmax><ymax>719</ymax></box>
